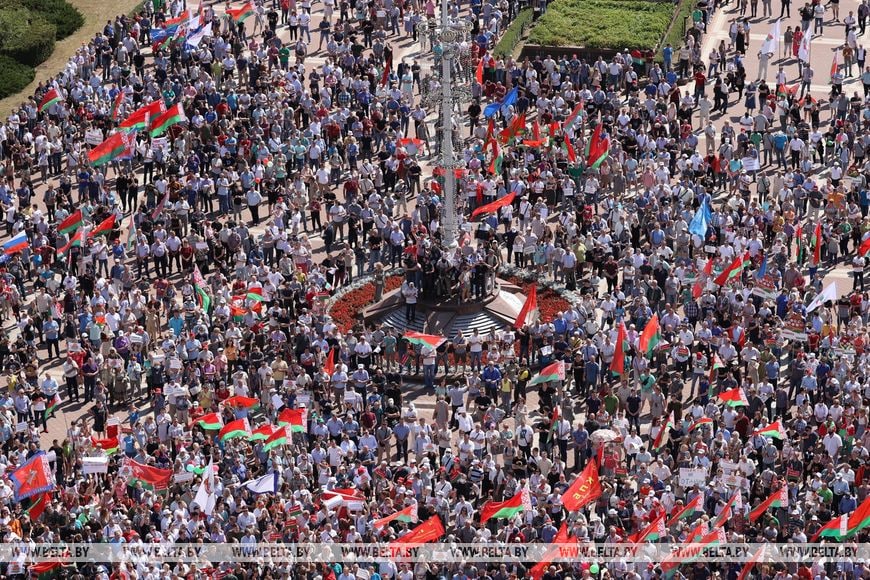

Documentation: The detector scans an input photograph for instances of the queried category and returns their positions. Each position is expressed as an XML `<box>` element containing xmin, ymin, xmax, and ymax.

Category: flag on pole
<box><xmin>668</xmin><ymin>493</ymin><xmax>704</xmax><ymax>526</ymax></box>
<box><xmin>514</xmin><ymin>284</ymin><xmax>538</xmax><ymax>328</ymax></box>
<box><xmin>737</xmin><ymin>545</ymin><xmax>767</xmax><ymax>580</ymax></box>
<box><xmin>192</xmin><ymin>265</ymin><xmax>212</xmax><ymax>313</ymax></box>
<box><xmin>196</xmin><ymin>413</ymin><xmax>223</xmax><ymax>430</ymax></box>
<box><xmin>799</xmin><ymin>31</ymin><xmax>812</xmax><ymax>62</ymax></box>
<box><xmin>87</xmin><ymin>133</ymin><xmax>128</xmax><ymax>166</ymax></box>
<box><xmin>38</xmin><ymin>88</ymin><xmax>62</xmax><ymax>113</ymax></box>
<box><xmin>630</xmin><ymin>512</ymin><xmax>668</xmax><ymax>543</ymax></box>
<box><xmin>227</xmin><ymin>1</ymin><xmax>255</xmax><ymax>21</ymax></box>
<box><xmin>373</xmin><ymin>504</ymin><xmax>420</xmax><ymax>529</ymax></box>
<box><xmin>480</xmin><ymin>491</ymin><xmax>525</xmax><ymax>523</ymax></box>
<box><xmin>57</xmin><ymin>210</ymin><xmax>83</xmax><ymax>235</ymax></box>
<box><xmin>760</xmin><ymin>19</ymin><xmax>781</xmax><ymax>56</ymax></box>
<box><xmin>611</xmin><ymin>322</ymin><xmax>628</xmax><ymax>376</ymax></box>
<box><xmin>192</xmin><ymin>459</ymin><xmax>217</xmax><ymax>514</ymax></box>
<box><xmin>812</xmin><ymin>222</ymin><xmax>823</xmax><ymax>265</ymax></box>
<box><xmin>470</xmin><ymin>191</ymin><xmax>516</xmax><ymax>218</ymax></box>
<box><xmin>243</xmin><ymin>472</ymin><xmax>279</xmax><ymax>494</ymax></box>
<box><xmin>150</xmin><ymin>103</ymin><xmax>187</xmax><ymax>137</ymax></box>
<box><xmin>748</xmin><ymin>487</ymin><xmax>788</xmax><ymax>522</ymax></box>
<box><xmin>10</xmin><ymin>453</ymin><xmax>55</xmax><ymax>501</ymax></box>
<box><xmin>2</xmin><ymin>232</ymin><xmax>29</xmax><ymax>255</ymax></box>
<box><xmin>111</xmin><ymin>90</ymin><xmax>124</xmax><ymax>121</ymax></box>
<box><xmin>713</xmin><ymin>252</ymin><xmax>750</xmax><ymax>286</ymax></box>
<box><xmin>652</xmin><ymin>411</ymin><xmax>675</xmax><ymax>452</ymax></box>
<box><xmin>390</xmin><ymin>515</ymin><xmax>445</xmax><ymax>547</ymax></box>
<box><xmin>831</xmin><ymin>48</ymin><xmax>841</xmax><ymax>80</ymax></box>
<box><xmin>483</xmin><ymin>86</ymin><xmax>518</xmax><ymax>118</ymax></box>
<box><xmin>561</xmin><ymin>459</ymin><xmax>602</xmax><ymax>512</ymax></box>
<box><xmin>806</xmin><ymin>283</ymin><xmax>838</xmax><ymax>313</ymax></box>
<box><xmin>475</xmin><ymin>56</ymin><xmax>484</xmax><ymax>84</ymax></box>
<box><xmin>718</xmin><ymin>387</ymin><xmax>750</xmax><ymax>407</ymax></box>
<box><xmin>638</xmin><ymin>314</ymin><xmax>661</xmax><ymax>358</ymax></box>
<box><xmin>528</xmin><ymin>360</ymin><xmax>565</xmax><ymax>386</ymax></box>
<box><xmin>751</xmin><ymin>421</ymin><xmax>787</xmax><ymax>440</ymax></box>
<box><xmin>219</xmin><ymin>418</ymin><xmax>250</xmax><ymax>442</ymax></box>
<box><xmin>277</xmin><ymin>408</ymin><xmax>306</xmax><ymax>432</ymax></box>
<box><xmin>89</xmin><ymin>214</ymin><xmax>116</xmax><ymax>238</ymax></box>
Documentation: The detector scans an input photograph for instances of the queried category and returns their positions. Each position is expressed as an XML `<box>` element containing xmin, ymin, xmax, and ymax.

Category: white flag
<box><xmin>760</xmin><ymin>19</ymin><xmax>781</xmax><ymax>56</ymax></box>
<box><xmin>806</xmin><ymin>282</ymin><xmax>838</xmax><ymax>313</ymax></box>
<box><xmin>798</xmin><ymin>32</ymin><xmax>812</xmax><ymax>63</ymax></box>
<box><xmin>192</xmin><ymin>459</ymin><xmax>217</xmax><ymax>515</ymax></box>
<box><xmin>186</xmin><ymin>22</ymin><xmax>213</xmax><ymax>48</ymax></box>
<box><xmin>243</xmin><ymin>472</ymin><xmax>278</xmax><ymax>495</ymax></box>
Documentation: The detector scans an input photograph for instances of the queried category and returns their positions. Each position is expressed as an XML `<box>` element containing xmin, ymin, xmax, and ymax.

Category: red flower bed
<box><xmin>329</xmin><ymin>275</ymin><xmax>403</xmax><ymax>331</ymax></box>
<box><xmin>329</xmin><ymin>274</ymin><xmax>573</xmax><ymax>332</ymax></box>
<box><xmin>503</xmin><ymin>276</ymin><xmax>573</xmax><ymax>322</ymax></box>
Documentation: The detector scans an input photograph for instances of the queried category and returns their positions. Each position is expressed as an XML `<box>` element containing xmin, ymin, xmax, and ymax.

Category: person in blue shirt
<box><xmin>482</xmin><ymin>363</ymin><xmax>502</xmax><ymax>400</ymax></box>
<box><xmin>662</xmin><ymin>43</ymin><xmax>673</xmax><ymax>71</ymax></box>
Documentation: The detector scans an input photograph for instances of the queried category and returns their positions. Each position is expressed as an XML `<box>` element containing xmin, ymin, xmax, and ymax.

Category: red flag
<box><xmin>323</xmin><ymin>347</ymin><xmax>336</xmax><ymax>376</ymax></box>
<box><xmin>390</xmin><ymin>515</ymin><xmax>445</xmax><ymax>547</ymax></box>
<box><xmin>610</xmin><ymin>322</ymin><xmax>627</xmax><ymax>376</ymax></box>
<box><xmin>10</xmin><ymin>453</ymin><xmax>55</xmax><ymax>501</ymax></box>
<box><xmin>26</xmin><ymin>491</ymin><xmax>52</xmax><ymax>521</ymax></box>
<box><xmin>532</xmin><ymin>120</ymin><xmax>541</xmax><ymax>141</ymax></box>
<box><xmin>530</xmin><ymin>522</ymin><xmax>571</xmax><ymax>580</ymax></box>
<box><xmin>381</xmin><ymin>53</ymin><xmax>393</xmax><ymax>87</ymax></box>
<box><xmin>859</xmin><ymin>236</ymin><xmax>870</xmax><ymax>256</ymax></box>
<box><xmin>813</xmin><ymin>222</ymin><xmax>823</xmax><ymax>265</ymax></box>
<box><xmin>738</xmin><ymin>546</ymin><xmax>767</xmax><ymax>580</ymax></box>
<box><xmin>561</xmin><ymin>459</ymin><xmax>602</xmax><ymax>512</ymax></box>
<box><xmin>513</xmin><ymin>284</ymin><xmax>537</xmax><ymax>328</ymax></box>
<box><xmin>471</xmin><ymin>191</ymin><xmax>516</xmax><ymax>219</ymax></box>
<box><xmin>475</xmin><ymin>56</ymin><xmax>484</xmax><ymax>85</ymax></box>
<box><xmin>630</xmin><ymin>512</ymin><xmax>667</xmax><ymax>543</ymax></box>
<box><xmin>125</xmin><ymin>458</ymin><xmax>173</xmax><ymax>490</ymax></box>
<box><xmin>565</xmin><ymin>135</ymin><xmax>577</xmax><ymax>163</ymax></box>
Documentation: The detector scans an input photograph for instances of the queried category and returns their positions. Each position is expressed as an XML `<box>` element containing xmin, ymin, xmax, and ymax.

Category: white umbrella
<box><xmin>590</xmin><ymin>429</ymin><xmax>620</xmax><ymax>444</ymax></box>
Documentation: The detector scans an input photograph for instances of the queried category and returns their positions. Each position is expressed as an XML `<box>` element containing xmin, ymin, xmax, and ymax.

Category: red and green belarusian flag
<box><xmin>124</xmin><ymin>458</ymin><xmax>172</xmax><ymax>491</ymax></box>
<box><xmin>196</xmin><ymin>412</ymin><xmax>223</xmax><ymax>430</ymax></box>
<box><xmin>91</xmin><ymin>435</ymin><xmax>120</xmax><ymax>455</ymax></box>
<box><xmin>529</xmin><ymin>360</ymin><xmax>566</xmax><ymax>386</ymax></box>
<box><xmin>489</xmin><ymin>139</ymin><xmax>503</xmax><ymax>175</ymax></box>
<box><xmin>150</xmin><ymin>103</ymin><xmax>187</xmax><ymax>137</ymax></box>
<box><xmin>26</xmin><ymin>491</ymin><xmax>52</xmax><ymax>522</ymax></box>
<box><xmin>638</xmin><ymin>313</ymin><xmax>661</xmax><ymax>358</ymax></box>
<box><xmin>564</xmin><ymin>102</ymin><xmax>584</xmax><ymax>129</ymax></box>
<box><xmin>249</xmin><ymin>424</ymin><xmax>278</xmax><ymax>441</ymax></box>
<box><xmin>89</xmin><ymin>214</ymin><xmax>116</xmax><ymax>238</ymax></box>
<box><xmin>404</xmin><ymin>331</ymin><xmax>446</xmax><ymax>348</ymax></box>
<box><xmin>752</xmin><ymin>421</ymin><xmax>787</xmax><ymax>440</ymax></box>
<box><xmin>718</xmin><ymin>387</ymin><xmax>749</xmax><ymax>407</ymax></box>
<box><xmin>277</xmin><ymin>408</ymin><xmax>306</xmax><ymax>432</ymax></box>
<box><xmin>38</xmin><ymin>88</ymin><xmax>62</xmax><ymax>113</ymax></box>
<box><xmin>57</xmin><ymin>210</ymin><xmax>83</xmax><ymax>235</ymax></box>
<box><xmin>630</xmin><ymin>512</ymin><xmax>667</xmax><ymax>543</ymax></box>
<box><xmin>218</xmin><ymin>418</ymin><xmax>250</xmax><ymax>442</ymax></box>
<box><xmin>88</xmin><ymin>132</ymin><xmax>127</xmax><ymax>166</ymax></box>
<box><xmin>652</xmin><ymin>411</ymin><xmax>674</xmax><ymax>452</ymax></box>
<box><xmin>660</xmin><ymin>528</ymin><xmax>727</xmax><ymax>575</ymax></box>
<box><xmin>373</xmin><ymin>504</ymin><xmax>419</xmax><ymax>529</ymax></box>
<box><xmin>748</xmin><ymin>486</ymin><xmax>788</xmax><ymax>522</ymax></box>
<box><xmin>120</xmin><ymin>100</ymin><xmax>164</xmax><ymax>131</ymax></box>
<box><xmin>713</xmin><ymin>252</ymin><xmax>750</xmax><ymax>286</ymax></box>
<box><xmin>227</xmin><ymin>1</ymin><xmax>255</xmax><ymax>22</ymax></box>
<box><xmin>564</xmin><ymin>133</ymin><xmax>577</xmax><ymax>164</ymax></box>
<box><xmin>57</xmin><ymin>228</ymin><xmax>85</xmax><ymax>256</ymax></box>
<box><xmin>223</xmin><ymin>395</ymin><xmax>259</xmax><ymax>410</ymax></box>
<box><xmin>610</xmin><ymin>321</ymin><xmax>628</xmax><ymax>376</ymax></box>
<box><xmin>44</xmin><ymin>393</ymin><xmax>61</xmax><ymax>419</ymax></box>
<box><xmin>111</xmin><ymin>90</ymin><xmax>124</xmax><ymax>121</ymax></box>
<box><xmin>812</xmin><ymin>221</ymin><xmax>823</xmax><ymax>265</ymax></box>
<box><xmin>193</xmin><ymin>265</ymin><xmax>212</xmax><ymax>313</ymax></box>
<box><xmin>480</xmin><ymin>490</ymin><xmax>525</xmax><ymax>524</ymax></box>
<box><xmin>689</xmin><ymin>417</ymin><xmax>714</xmax><ymax>432</ymax></box>
<box><xmin>737</xmin><ymin>545</ymin><xmax>768</xmax><ymax>580</ymax></box>
<box><xmin>811</xmin><ymin>513</ymin><xmax>850</xmax><ymax>541</ymax></box>
<box><xmin>667</xmin><ymin>493</ymin><xmax>704</xmax><ymax>526</ymax></box>
<box><xmin>263</xmin><ymin>426</ymin><xmax>289</xmax><ymax>451</ymax></box>
<box><xmin>585</xmin><ymin>122</ymin><xmax>610</xmax><ymax>169</ymax></box>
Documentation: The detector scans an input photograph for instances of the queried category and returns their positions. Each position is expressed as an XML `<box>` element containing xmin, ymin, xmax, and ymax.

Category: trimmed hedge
<box><xmin>18</xmin><ymin>0</ymin><xmax>85</xmax><ymax>40</ymax></box>
<box><xmin>528</xmin><ymin>0</ymin><xmax>674</xmax><ymax>51</ymax></box>
<box><xmin>0</xmin><ymin>56</ymin><xmax>36</xmax><ymax>100</ymax></box>
<box><xmin>494</xmin><ymin>8</ymin><xmax>533</xmax><ymax>59</ymax></box>
<box><xmin>661</xmin><ymin>0</ymin><xmax>698</xmax><ymax>53</ymax></box>
<box><xmin>2</xmin><ymin>16</ymin><xmax>57</xmax><ymax>68</ymax></box>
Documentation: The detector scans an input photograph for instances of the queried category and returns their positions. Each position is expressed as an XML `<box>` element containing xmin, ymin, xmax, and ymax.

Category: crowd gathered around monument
<box><xmin>3</xmin><ymin>0</ymin><xmax>870</xmax><ymax>578</ymax></box>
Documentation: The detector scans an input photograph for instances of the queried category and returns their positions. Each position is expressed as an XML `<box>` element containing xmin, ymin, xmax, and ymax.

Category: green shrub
<box><xmin>0</xmin><ymin>56</ymin><xmax>35</xmax><ymax>100</ymax></box>
<box><xmin>528</xmin><ymin>0</ymin><xmax>674</xmax><ymax>50</ymax></box>
<box><xmin>20</xmin><ymin>0</ymin><xmax>85</xmax><ymax>40</ymax></box>
<box><xmin>494</xmin><ymin>8</ymin><xmax>534</xmax><ymax>59</ymax></box>
<box><xmin>661</xmin><ymin>0</ymin><xmax>697</xmax><ymax>55</ymax></box>
<box><xmin>1</xmin><ymin>15</ymin><xmax>57</xmax><ymax>68</ymax></box>
<box><xmin>0</xmin><ymin>8</ymin><xmax>31</xmax><ymax>52</ymax></box>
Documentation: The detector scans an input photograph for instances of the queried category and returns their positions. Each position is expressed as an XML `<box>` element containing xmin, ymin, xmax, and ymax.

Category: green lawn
<box><xmin>528</xmin><ymin>0</ymin><xmax>676</xmax><ymax>51</ymax></box>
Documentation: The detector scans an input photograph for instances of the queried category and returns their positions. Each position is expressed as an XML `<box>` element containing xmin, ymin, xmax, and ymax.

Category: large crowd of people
<box><xmin>1</xmin><ymin>0</ymin><xmax>870</xmax><ymax>578</ymax></box>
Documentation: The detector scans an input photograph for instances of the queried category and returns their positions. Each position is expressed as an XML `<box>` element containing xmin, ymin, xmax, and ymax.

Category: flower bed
<box><xmin>325</xmin><ymin>266</ymin><xmax>578</xmax><ymax>332</ymax></box>
<box><xmin>327</xmin><ymin>274</ymin><xmax>404</xmax><ymax>331</ymax></box>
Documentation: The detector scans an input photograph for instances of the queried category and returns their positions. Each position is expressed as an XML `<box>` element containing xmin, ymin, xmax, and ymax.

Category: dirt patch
<box><xmin>0</xmin><ymin>0</ymin><xmax>142</xmax><ymax>119</ymax></box>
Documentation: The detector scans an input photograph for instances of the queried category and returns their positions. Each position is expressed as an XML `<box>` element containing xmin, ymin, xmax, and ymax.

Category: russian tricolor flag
<box><xmin>3</xmin><ymin>232</ymin><xmax>29</xmax><ymax>255</ymax></box>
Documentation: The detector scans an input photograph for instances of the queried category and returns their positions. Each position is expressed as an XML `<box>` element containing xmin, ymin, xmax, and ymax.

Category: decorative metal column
<box><xmin>421</xmin><ymin>0</ymin><xmax>471</xmax><ymax>249</ymax></box>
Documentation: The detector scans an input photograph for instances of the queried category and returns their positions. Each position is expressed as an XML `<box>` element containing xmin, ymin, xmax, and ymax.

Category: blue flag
<box><xmin>484</xmin><ymin>86</ymin><xmax>519</xmax><ymax>118</ymax></box>
<box><xmin>688</xmin><ymin>200</ymin><xmax>711</xmax><ymax>238</ymax></box>
<box><xmin>755</xmin><ymin>254</ymin><xmax>767</xmax><ymax>280</ymax></box>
